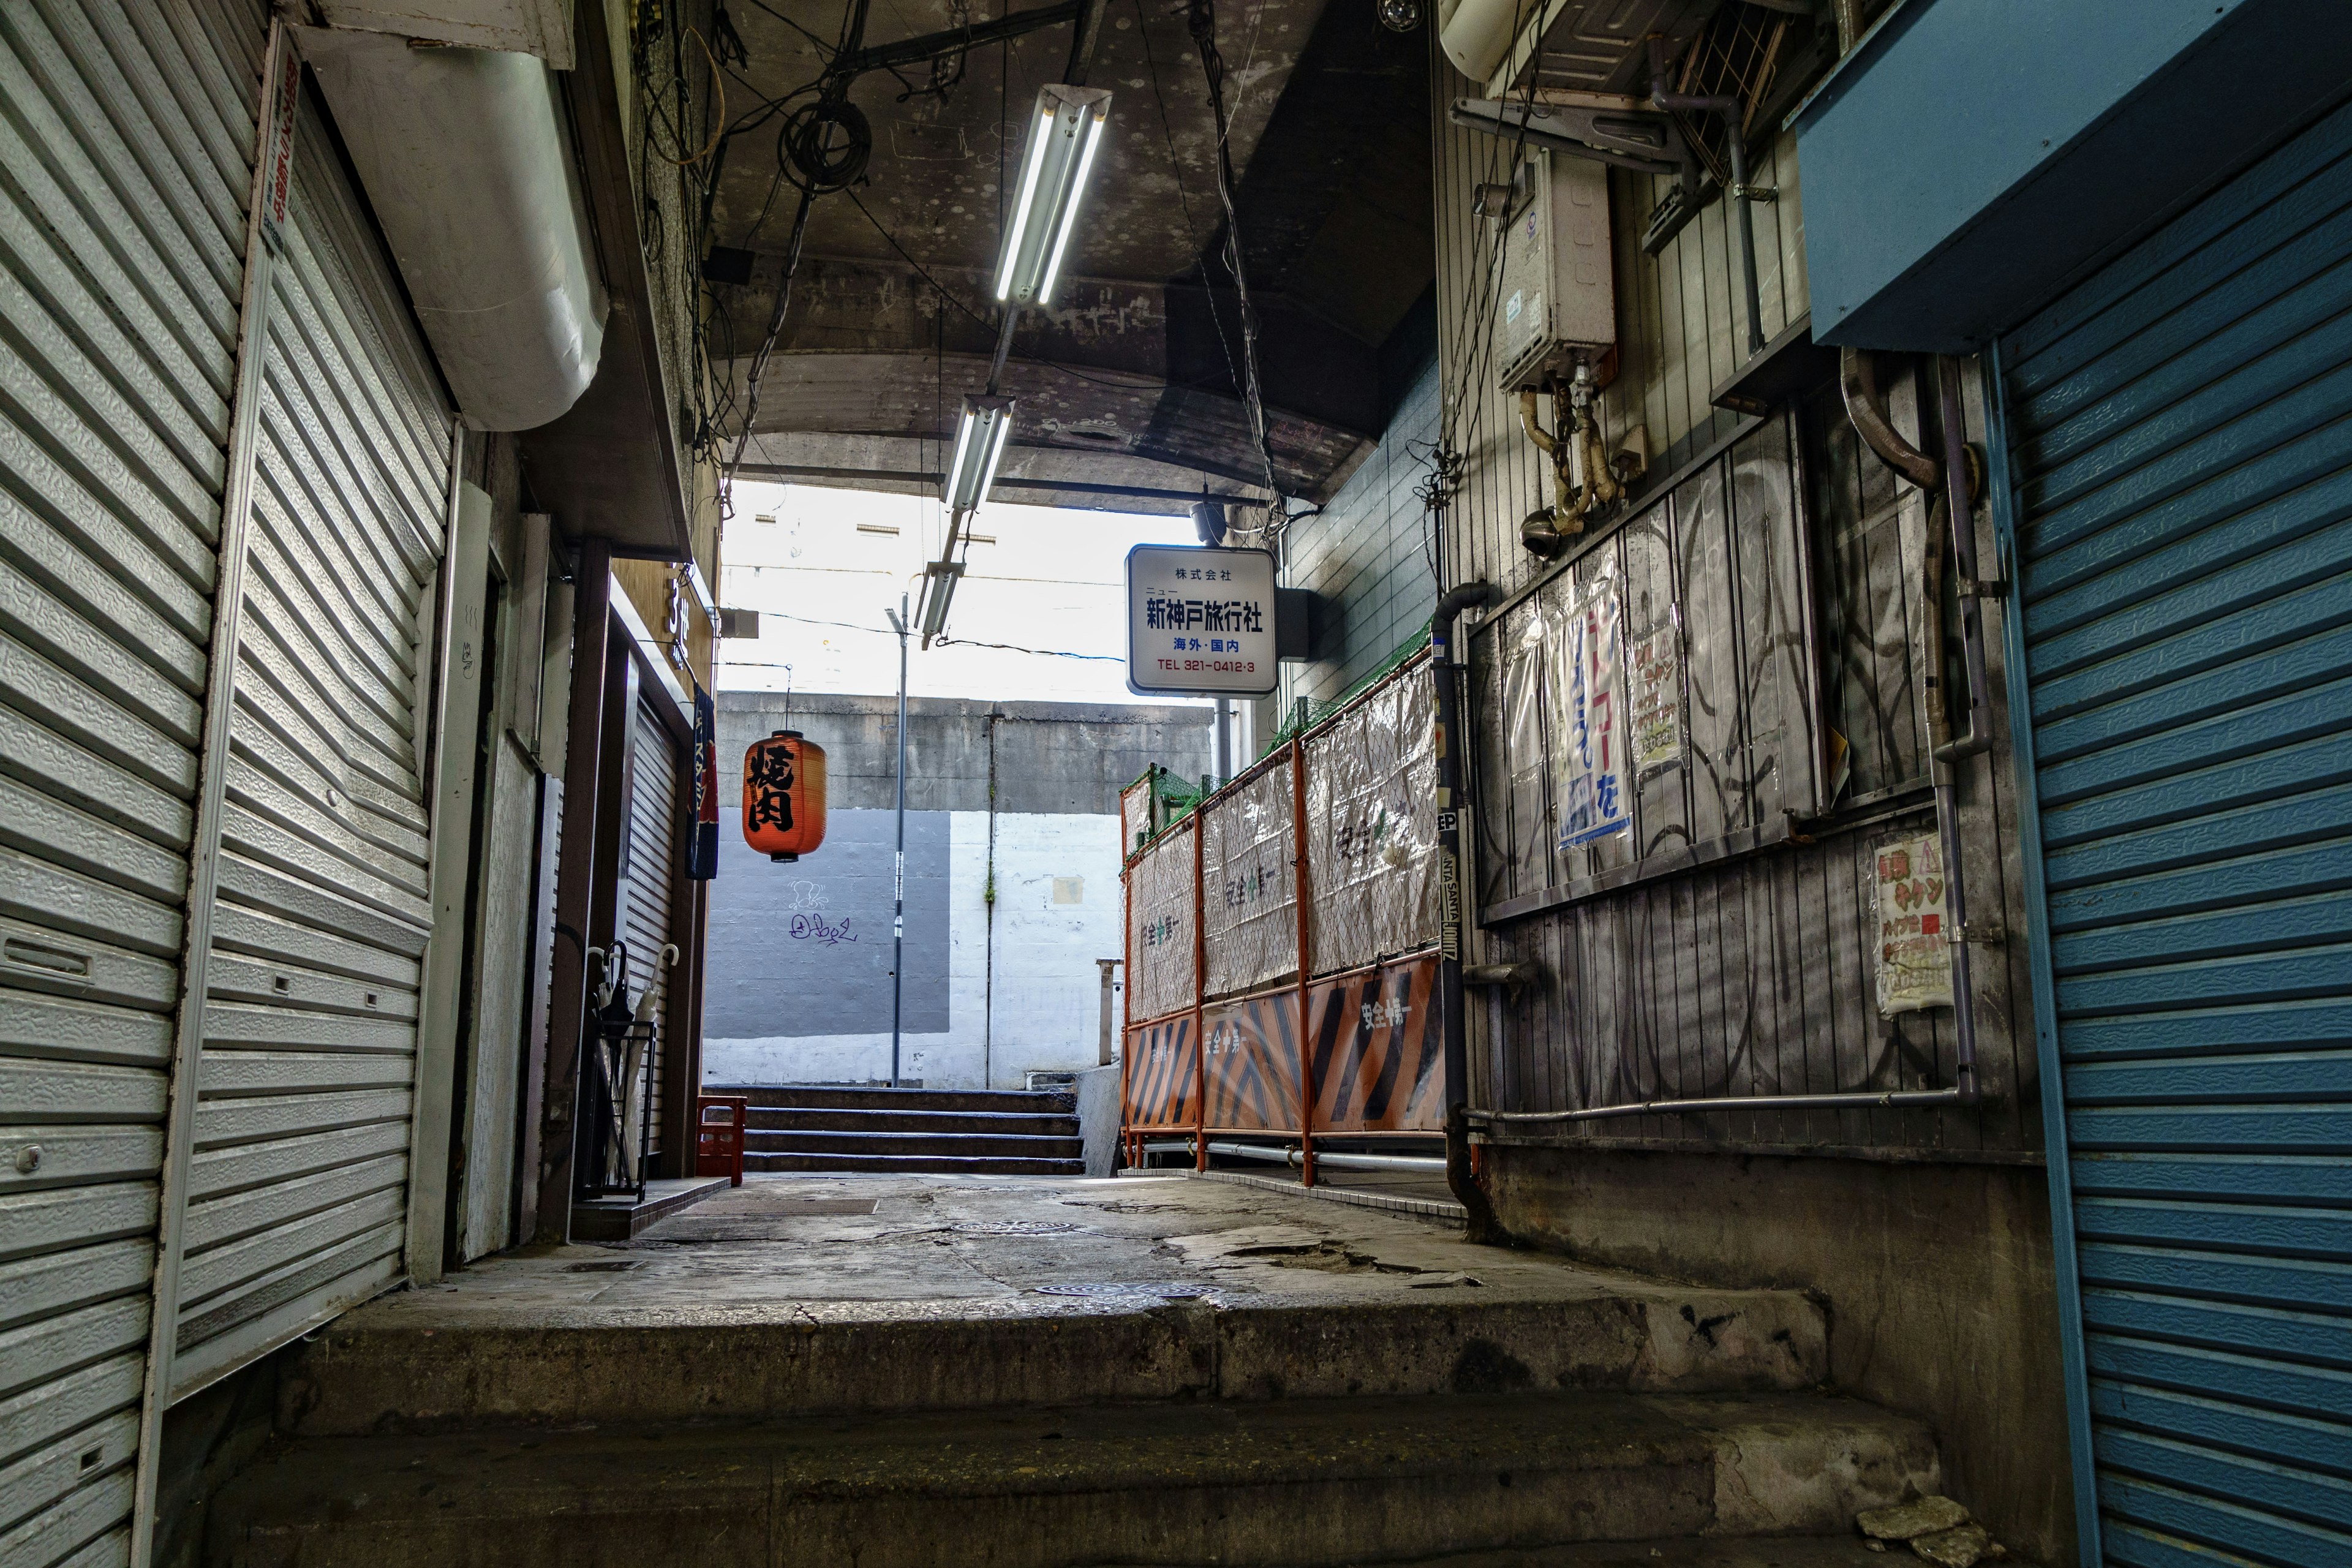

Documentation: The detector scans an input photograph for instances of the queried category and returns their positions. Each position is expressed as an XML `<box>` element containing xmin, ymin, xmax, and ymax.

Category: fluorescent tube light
<box><xmin>993</xmin><ymin>85</ymin><xmax>1114</xmax><ymax>307</ymax></box>
<box><xmin>916</xmin><ymin>559</ymin><xmax>965</xmax><ymax>645</ymax></box>
<box><xmin>943</xmin><ymin>393</ymin><xmax>1016</xmax><ymax>515</ymax></box>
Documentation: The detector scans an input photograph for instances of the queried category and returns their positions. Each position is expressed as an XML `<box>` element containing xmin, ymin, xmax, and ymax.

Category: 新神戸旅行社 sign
<box><xmin>1126</xmin><ymin>544</ymin><xmax>1278</xmax><ymax>698</ymax></box>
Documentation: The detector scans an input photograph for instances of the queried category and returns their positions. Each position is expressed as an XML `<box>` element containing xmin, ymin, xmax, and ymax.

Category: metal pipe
<box><xmin>1839</xmin><ymin>347</ymin><xmax>1942</xmax><ymax>491</ymax></box>
<box><xmin>1431</xmin><ymin>581</ymin><xmax>1504</xmax><ymax>1240</ymax></box>
<box><xmin>1929</xmin><ymin>360</ymin><xmax>1985</xmax><ymax>1106</ymax></box>
<box><xmin>1472</xmin><ymin>1086</ymin><xmax>1968</xmax><ymax>1123</ymax></box>
<box><xmin>832</xmin><ymin>0</ymin><xmax>1082</xmax><ymax>75</ymax></box>
<box><xmin>734</xmin><ymin>464</ymin><xmax>1259</xmax><ymax>505</ymax></box>
<box><xmin>1936</xmin><ymin>356</ymin><xmax>1996</xmax><ymax>764</ymax></box>
<box><xmin>1649</xmin><ymin>36</ymin><xmax>1763</xmax><ymax>357</ymax></box>
<box><xmin>884</xmin><ymin>595</ymin><xmax>910</xmax><ymax>1086</ymax></box>
<box><xmin>1204</xmin><ymin>1140</ymin><xmax>1447</xmax><ymax>1174</ymax></box>
<box><xmin>985</xmin><ymin>306</ymin><xmax>1019</xmax><ymax>396</ymax></box>
<box><xmin>1290</xmin><ymin>737</ymin><xmax>1317</xmax><ymax>1186</ymax></box>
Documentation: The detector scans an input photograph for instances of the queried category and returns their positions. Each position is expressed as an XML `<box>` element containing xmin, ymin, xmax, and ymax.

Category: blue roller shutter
<box><xmin>1997</xmin><ymin>97</ymin><xmax>2352</xmax><ymax>1568</ymax></box>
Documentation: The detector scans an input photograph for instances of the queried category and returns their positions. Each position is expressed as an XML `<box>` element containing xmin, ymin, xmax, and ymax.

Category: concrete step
<box><xmin>279</xmin><ymin>1279</ymin><xmax>1828</xmax><ymax>1438</ymax></box>
<box><xmin>744</xmin><ymin>1150</ymin><xmax>1087</xmax><ymax>1175</ymax></box>
<box><xmin>210</xmin><ymin>1392</ymin><xmax>1937</xmax><ymax>1568</ymax></box>
<box><xmin>712</xmin><ymin>1083</ymin><xmax>1075</xmax><ymax>1115</ymax></box>
<box><xmin>744</xmin><ymin>1128</ymin><xmax>1084</xmax><ymax>1159</ymax></box>
<box><xmin>1332</xmin><ymin>1540</ymin><xmax>1898</xmax><ymax>1568</ymax></box>
<box><xmin>746</xmin><ymin>1106</ymin><xmax>1079</xmax><ymax>1136</ymax></box>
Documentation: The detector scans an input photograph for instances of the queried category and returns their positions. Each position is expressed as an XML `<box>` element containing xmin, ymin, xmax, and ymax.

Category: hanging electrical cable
<box><xmin>1185</xmin><ymin>0</ymin><xmax>1284</xmax><ymax>514</ymax></box>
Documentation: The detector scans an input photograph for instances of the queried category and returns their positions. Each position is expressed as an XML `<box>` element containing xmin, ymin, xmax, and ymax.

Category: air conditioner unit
<box><xmin>1493</xmin><ymin>149</ymin><xmax>1615</xmax><ymax>393</ymax></box>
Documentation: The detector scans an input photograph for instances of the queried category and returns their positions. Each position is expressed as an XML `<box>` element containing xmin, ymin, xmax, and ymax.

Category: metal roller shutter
<box><xmin>170</xmin><ymin>79</ymin><xmax>451</xmax><ymax>1396</ymax></box>
<box><xmin>1997</xmin><ymin>96</ymin><xmax>2352</xmax><ymax>1568</ymax></box>
<box><xmin>0</xmin><ymin>0</ymin><xmax>255</xmax><ymax>1559</ymax></box>
<box><xmin>622</xmin><ymin>703</ymin><xmax>679</xmax><ymax>1166</ymax></box>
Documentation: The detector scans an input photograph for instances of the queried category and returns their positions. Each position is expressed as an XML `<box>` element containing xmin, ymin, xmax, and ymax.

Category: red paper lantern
<box><xmin>743</xmin><ymin>730</ymin><xmax>826</xmax><ymax>861</ymax></box>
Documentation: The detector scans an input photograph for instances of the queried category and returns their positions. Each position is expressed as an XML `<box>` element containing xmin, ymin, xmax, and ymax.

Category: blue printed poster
<box><xmin>1549</xmin><ymin>571</ymin><xmax>1631</xmax><ymax>850</ymax></box>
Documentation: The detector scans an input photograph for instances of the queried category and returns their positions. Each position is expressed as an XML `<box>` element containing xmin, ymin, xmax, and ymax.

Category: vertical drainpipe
<box><xmin>1120</xmin><ymin>840</ymin><xmax>1136</xmax><ymax>1169</ymax></box>
<box><xmin>1290</xmin><ymin>736</ymin><xmax>1316</xmax><ymax>1186</ymax></box>
<box><xmin>1191</xmin><ymin>816</ymin><xmax>1208</xmax><ymax>1170</ymax></box>
<box><xmin>1648</xmin><ymin>36</ymin><xmax>1765</xmax><ymax>359</ymax></box>
<box><xmin>1431</xmin><ymin>582</ymin><xmax>1504</xmax><ymax>1240</ymax></box>
<box><xmin>984</xmin><ymin>709</ymin><xmax>998</xmax><ymax>1090</ymax></box>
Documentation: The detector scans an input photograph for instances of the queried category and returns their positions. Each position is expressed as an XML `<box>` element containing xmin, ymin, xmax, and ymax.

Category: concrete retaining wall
<box><xmin>1485</xmin><ymin>1146</ymin><xmax>2074</xmax><ymax>1567</ymax></box>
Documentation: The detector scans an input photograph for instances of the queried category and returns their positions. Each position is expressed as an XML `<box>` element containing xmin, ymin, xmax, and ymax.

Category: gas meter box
<box><xmin>1495</xmin><ymin>149</ymin><xmax>1615</xmax><ymax>391</ymax></box>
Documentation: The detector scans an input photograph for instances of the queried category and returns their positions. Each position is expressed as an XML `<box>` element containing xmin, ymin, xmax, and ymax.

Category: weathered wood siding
<box><xmin>1430</xmin><ymin>45</ymin><xmax>2041</xmax><ymax>1159</ymax></box>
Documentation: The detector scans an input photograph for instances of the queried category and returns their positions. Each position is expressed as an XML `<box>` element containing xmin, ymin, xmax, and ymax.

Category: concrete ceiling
<box><xmin>708</xmin><ymin>0</ymin><xmax>1433</xmax><ymax>511</ymax></box>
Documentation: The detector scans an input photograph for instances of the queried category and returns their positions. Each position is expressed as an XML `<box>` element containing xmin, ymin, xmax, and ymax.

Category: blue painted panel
<box><xmin>2096</xmin><ymin>1430</ymin><xmax>2352</xmax><ymax>1532</ymax></box>
<box><xmin>2048</xmin><ymin>837</ymin><xmax>2352</xmax><ymax>933</ymax></box>
<box><xmin>2037</xmin><ymin>733</ymin><xmax>2352</xmax><ymax>856</ymax></box>
<box><xmin>1796</xmin><ymin>1</ymin><xmax>2352</xmax><ymax>350</ymax></box>
<box><xmin>2098</xmin><ymin>1475</ymin><xmax>2347</xmax><ymax>1568</ymax></box>
<box><xmin>2089</xmin><ymin>1382</ymin><xmax>2352</xmax><ymax>1472</ymax></box>
<box><xmin>2046</xmin><ymin>786</ymin><xmax>2352</xmax><ymax>899</ymax></box>
<box><xmin>2086</xmin><ymin>1293</ymin><xmax>2352</xmax><ymax>1376</ymax></box>
<box><xmin>2072</xmin><ymin>1154</ymin><xmax>2351</xmax><ymax>1207</ymax></box>
<box><xmin>2073</xmin><ymin>1200</ymin><xmax>2352</xmax><ymax>1265</ymax></box>
<box><xmin>2028</xmin><ymin>521</ymin><xmax>2352</xmax><ymax>706</ymax></box>
<box><xmin>2085</xmin><ymin>1341</ymin><xmax>2352</xmax><ymax>1423</ymax></box>
<box><xmin>2021</xmin><ymin>421</ymin><xmax>2352</xmax><ymax>609</ymax></box>
<box><xmin>2002</xmin><ymin>90</ymin><xmax>2352</xmax><ymax>1565</ymax></box>
<box><xmin>2067</xmin><ymin>1053</ymin><xmax>2352</xmax><ymax>1107</ymax></box>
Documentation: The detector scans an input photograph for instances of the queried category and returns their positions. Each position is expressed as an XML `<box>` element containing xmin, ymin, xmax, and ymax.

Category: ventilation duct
<box><xmin>302</xmin><ymin>29</ymin><xmax>606</xmax><ymax>431</ymax></box>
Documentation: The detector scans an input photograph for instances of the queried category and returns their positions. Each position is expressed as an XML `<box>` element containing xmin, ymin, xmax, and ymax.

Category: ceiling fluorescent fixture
<box><xmin>916</xmin><ymin>559</ymin><xmax>965</xmax><ymax>645</ymax></box>
<box><xmin>993</xmin><ymin>85</ymin><xmax>1114</xmax><ymax>307</ymax></box>
<box><xmin>944</xmin><ymin>393</ymin><xmax>1016</xmax><ymax>514</ymax></box>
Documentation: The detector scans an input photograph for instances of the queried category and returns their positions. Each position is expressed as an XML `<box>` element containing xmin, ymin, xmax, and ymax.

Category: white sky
<box><xmin>715</xmin><ymin>481</ymin><xmax>1213</xmax><ymax>706</ymax></box>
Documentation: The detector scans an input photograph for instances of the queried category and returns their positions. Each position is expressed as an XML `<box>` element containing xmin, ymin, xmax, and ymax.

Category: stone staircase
<box><xmin>718</xmin><ymin>1083</ymin><xmax>1085</xmax><ymax>1175</ymax></box>
<box><xmin>204</xmin><ymin>1178</ymin><xmax>1947</xmax><ymax>1567</ymax></box>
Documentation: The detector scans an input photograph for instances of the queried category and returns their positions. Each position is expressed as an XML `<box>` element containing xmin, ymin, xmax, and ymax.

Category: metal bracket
<box><xmin>1730</xmin><ymin>183</ymin><xmax>1778</xmax><ymax>202</ymax></box>
<box><xmin>1956</xmin><ymin>576</ymin><xmax>2011</xmax><ymax>599</ymax></box>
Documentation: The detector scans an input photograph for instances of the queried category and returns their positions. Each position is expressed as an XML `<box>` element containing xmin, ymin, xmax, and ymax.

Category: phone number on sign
<box><xmin>1157</xmin><ymin>658</ymin><xmax>1257</xmax><ymax>674</ymax></box>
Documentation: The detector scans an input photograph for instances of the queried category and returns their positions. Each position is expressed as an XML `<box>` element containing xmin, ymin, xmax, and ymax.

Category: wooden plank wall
<box><xmin>1429</xmin><ymin>44</ymin><xmax>2041</xmax><ymax>1159</ymax></box>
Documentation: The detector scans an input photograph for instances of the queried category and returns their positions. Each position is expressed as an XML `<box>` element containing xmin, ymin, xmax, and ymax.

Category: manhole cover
<box><xmin>563</xmin><ymin>1260</ymin><xmax>643</xmax><ymax>1273</ymax></box>
<box><xmin>1033</xmin><ymin>1282</ymin><xmax>1209</xmax><ymax>1299</ymax></box>
<box><xmin>953</xmin><ymin>1220</ymin><xmax>1083</xmax><ymax>1236</ymax></box>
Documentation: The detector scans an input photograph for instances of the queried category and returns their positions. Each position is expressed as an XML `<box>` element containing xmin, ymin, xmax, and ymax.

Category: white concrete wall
<box><xmin>704</xmin><ymin>810</ymin><xmax>1127</xmax><ymax>1090</ymax></box>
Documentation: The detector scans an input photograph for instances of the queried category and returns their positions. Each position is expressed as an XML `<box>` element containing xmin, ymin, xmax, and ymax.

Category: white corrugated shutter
<box><xmin>0</xmin><ymin>0</ymin><xmax>256</xmax><ymax>1559</ymax></box>
<box><xmin>621</xmin><ymin>704</ymin><xmax>679</xmax><ymax>1165</ymax></box>
<box><xmin>168</xmin><ymin>79</ymin><xmax>451</xmax><ymax>1396</ymax></box>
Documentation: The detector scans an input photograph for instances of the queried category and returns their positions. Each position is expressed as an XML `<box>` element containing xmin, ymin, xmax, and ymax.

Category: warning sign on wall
<box><xmin>1873</xmin><ymin>832</ymin><xmax>1953</xmax><ymax>1015</ymax></box>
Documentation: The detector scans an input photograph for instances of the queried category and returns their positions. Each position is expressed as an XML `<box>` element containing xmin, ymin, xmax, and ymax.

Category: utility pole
<box><xmin>884</xmin><ymin>595</ymin><xmax>910</xmax><ymax>1088</ymax></box>
<box><xmin>1215</xmin><ymin>697</ymin><xmax>1232</xmax><ymax>785</ymax></box>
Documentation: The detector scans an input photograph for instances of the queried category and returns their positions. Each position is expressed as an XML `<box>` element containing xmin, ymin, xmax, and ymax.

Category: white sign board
<box><xmin>1126</xmin><ymin>545</ymin><xmax>1279</xmax><ymax>698</ymax></box>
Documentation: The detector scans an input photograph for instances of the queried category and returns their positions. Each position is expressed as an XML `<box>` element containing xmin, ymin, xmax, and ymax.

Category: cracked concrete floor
<box><xmin>374</xmin><ymin>1174</ymin><xmax>1682</xmax><ymax>1329</ymax></box>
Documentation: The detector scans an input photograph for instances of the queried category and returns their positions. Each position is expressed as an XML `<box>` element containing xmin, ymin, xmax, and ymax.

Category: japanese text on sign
<box><xmin>1873</xmin><ymin>833</ymin><xmax>1953</xmax><ymax>1014</ymax></box>
<box><xmin>1549</xmin><ymin>573</ymin><xmax>1631</xmax><ymax>850</ymax></box>
<box><xmin>1127</xmin><ymin>545</ymin><xmax>1278</xmax><ymax>696</ymax></box>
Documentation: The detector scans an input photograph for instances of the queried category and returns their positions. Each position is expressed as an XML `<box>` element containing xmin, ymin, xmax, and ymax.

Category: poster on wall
<box><xmin>1873</xmin><ymin>832</ymin><xmax>1954</xmax><ymax>1014</ymax></box>
<box><xmin>1626</xmin><ymin>619</ymin><xmax>1685</xmax><ymax>775</ymax></box>
<box><xmin>1548</xmin><ymin>572</ymin><xmax>1631</xmax><ymax>850</ymax></box>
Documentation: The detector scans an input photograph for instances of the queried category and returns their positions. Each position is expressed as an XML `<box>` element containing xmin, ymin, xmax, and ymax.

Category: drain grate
<box><xmin>953</xmin><ymin>1220</ymin><xmax>1083</xmax><ymax>1236</ymax></box>
<box><xmin>1032</xmin><ymin>1282</ymin><xmax>1209</xmax><ymax>1300</ymax></box>
<box><xmin>563</xmin><ymin>1260</ymin><xmax>643</xmax><ymax>1273</ymax></box>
